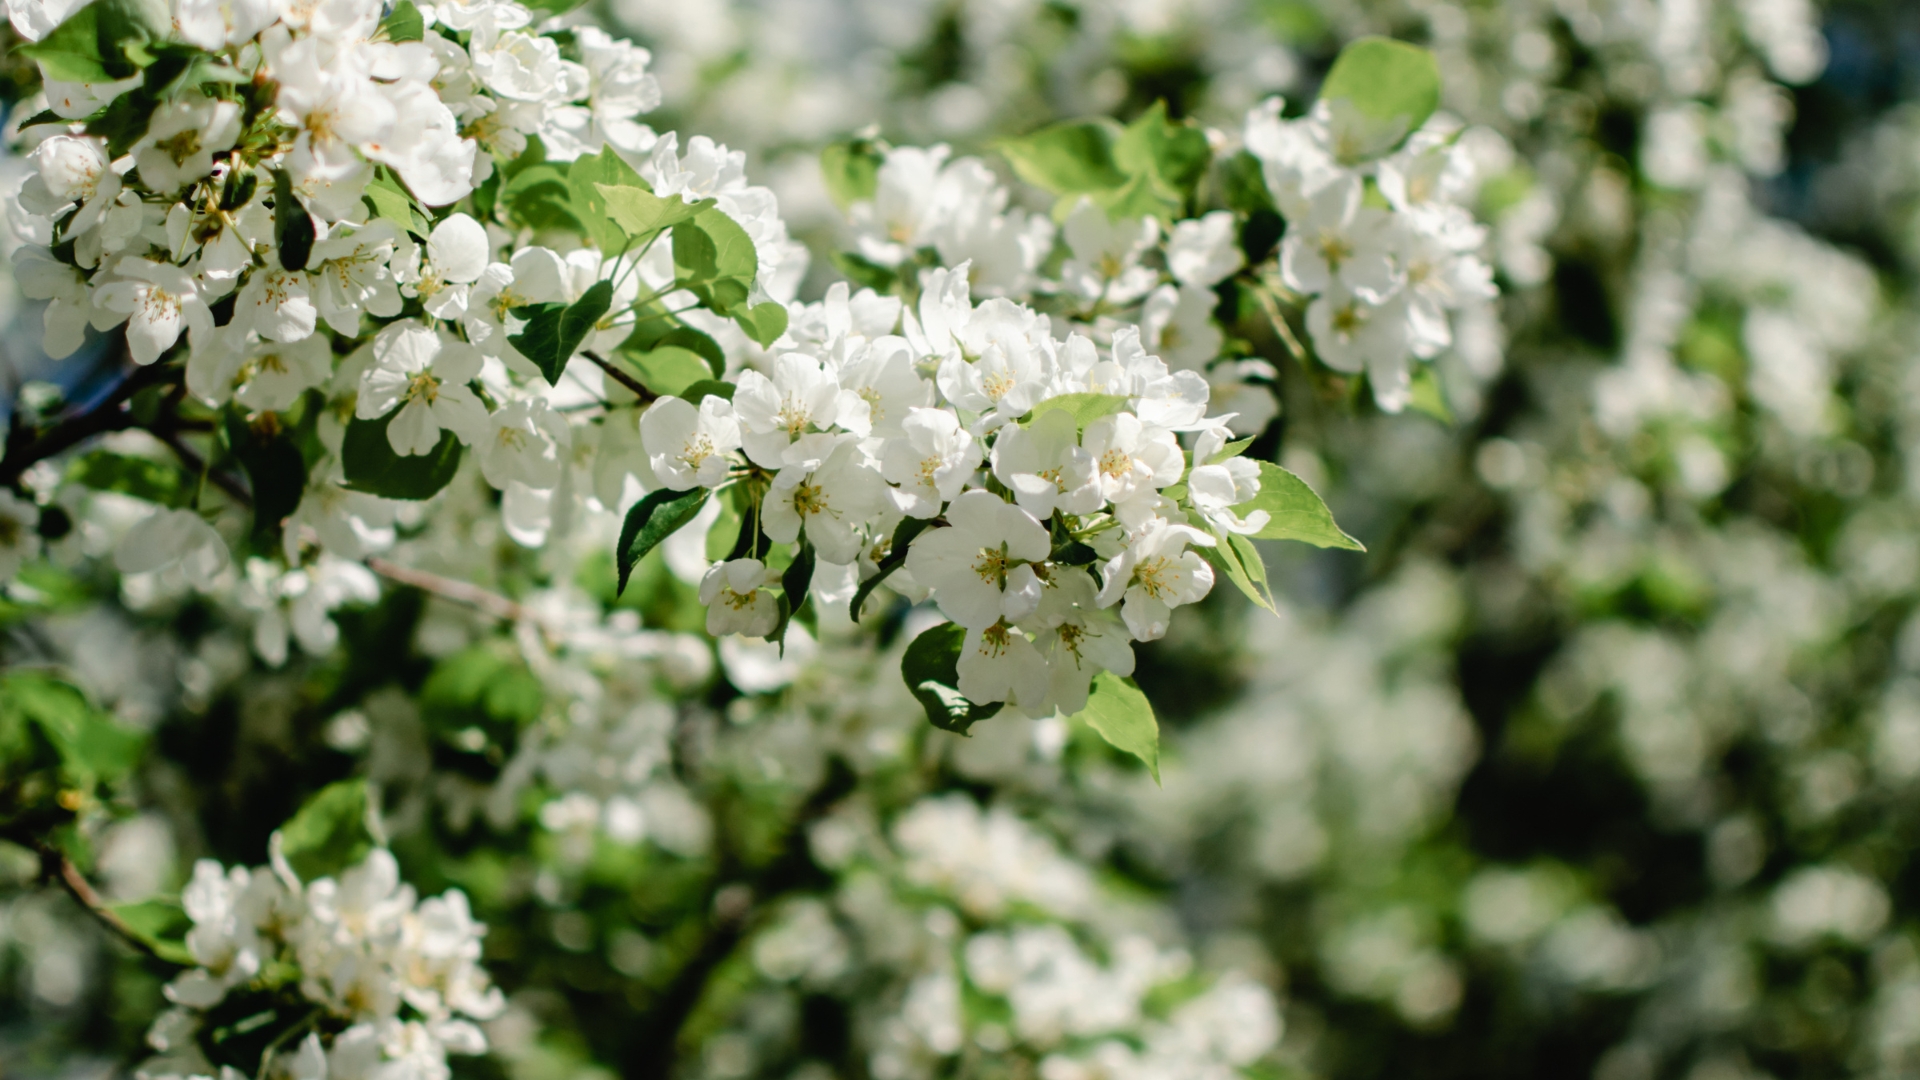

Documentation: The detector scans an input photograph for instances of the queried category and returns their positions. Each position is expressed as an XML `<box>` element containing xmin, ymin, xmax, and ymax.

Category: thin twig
<box><xmin>152</xmin><ymin>426</ymin><xmax>253</xmax><ymax>506</ymax></box>
<box><xmin>581</xmin><ymin>350</ymin><xmax>657</xmax><ymax>404</ymax></box>
<box><xmin>366</xmin><ymin>557</ymin><xmax>531</xmax><ymax>624</ymax></box>
<box><xmin>35</xmin><ymin>843</ymin><xmax>164</xmax><ymax>962</ymax></box>
<box><xmin>1251</xmin><ymin>277</ymin><xmax>1311</xmax><ymax>366</ymax></box>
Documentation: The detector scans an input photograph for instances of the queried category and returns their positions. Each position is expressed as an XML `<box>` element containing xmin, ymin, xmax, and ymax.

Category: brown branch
<box><xmin>34</xmin><ymin>843</ymin><xmax>165</xmax><ymax>962</ymax></box>
<box><xmin>366</xmin><ymin>557</ymin><xmax>531</xmax><ymax>623</ymax></box>
<box><xmin>581</xmin><ymin>350</ymin><xmax>657</xmax><ymax>404</ymax></box>
<box><xmin>152</xmin><ymin>426</ymin><xmax>253</xmax><ymax>506</ymax></box>
<box><xmin>0</xmin><ymin>359</ymin><xmax>181</xmax><ymax>488</ymax></box>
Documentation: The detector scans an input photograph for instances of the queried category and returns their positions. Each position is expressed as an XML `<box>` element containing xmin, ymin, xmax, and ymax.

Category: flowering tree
<box><xmin>7</xmin><ymin>0</ymin><xmax>1892</xmax><ymax>1076</ymax></box>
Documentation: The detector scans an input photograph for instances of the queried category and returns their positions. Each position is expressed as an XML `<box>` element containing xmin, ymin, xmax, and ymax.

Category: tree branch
<box><xmin>366</xmin><ymin>557</ymin><xmax>532</xmax><ymax>624</ymax></box>
<box><xmin>34</xmin><ymin>842</ymin><xmax>164</xmax><ymax>962</ymax></box>
<box><xmin>581</xmin><ymin>350</ymin><xmax>657</xmax><ymax>404</ymax></box>
<box><xmin>0</xmin><ymin>359</ymin><xmax>180</xmax><ymax>489</ymax></box>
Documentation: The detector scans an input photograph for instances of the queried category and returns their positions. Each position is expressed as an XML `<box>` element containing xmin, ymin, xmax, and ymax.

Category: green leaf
<box><xmin>341</xmin><ymin>410</ymin><xmax>464</xmax><ymax>501</ymax></box>
<box><xmin>17</xmin><ymin>0</ymin><xmax>160</xmax><ymax>83</ymax></box>
<box><xmin>0</xmin><ymin>672</ymin><xmax>145</xmax><ymax>787</ymax></box>
<box><xmin>564</xmin><ymin>150</ymin><xmax>646</xmax><ymax>252</ymax></box>
<box><xmin>275</xmin><ymin>779</ymin><xmax>378</xmax><ymax>883</ymax></box>
<box><xmin>1113</xmin><ymin>101</ymin><xmax>1211</xmax><ymax>201</ymax></box>
<box><xmin>1208</xmin><ymin>437</ymin><xmax>1254</xmax><ymax>464</ymax></box>
<box><xmin>732</xmin><ymin>302</ymin><xmax>789</xmax><ymax>349</ymax></box>
<box><xmin>1219</xmin><ymin>150</ymin><xmax>1276</xmax><ymax>216</ymax></box>
<box><xmin>1028</xmin><ymin>392</ymin><xmax>1130</xmax><ymax>430</ymax></box>
<box><xmin>1071</xmin><ymin>671</ymin><xmax>1160</xmax><ymax>784</ymax></box>
<box><xmin>595</xmin><ymin>182</ymin><xmax>710</xmax><ymax>249</ymax></box>
<box><xmin>901</xmin><ymin>623</ymin><xmax>1003</xmax><ymax>734</ymax></box>
<box><xmin>510</xmin><ymin>279</ymin><xmax>614</xmax><ymax>385</ymax></box>
<box><xmin>997</xmin><ymin>120</ymin><xmax>1127</xmax><ymax>196</ymax></box>
<box><xmin>503</xmin><ymin>162</ymin><xmax>580</xmax><ymax>234</ymax></box>
<box><xmin>223</xmin><ymin>412</ymin><xmax>306</xmax><ymax>543</ymax></box>
<box><xmin>660</xmin><ymin>326</ymin><xmax>725</xmax><ymax>376</ymax></box>
<box><xmin>1317</xmin><ymin>37</ymin><xmax>1442</xmax><ymax>160</ymax></box>
<box><xmin>819</xmin><ymin>138</ymin><xmax>884</xmax><ymax>210</ymax></box>
<box><xmin>1407</xmin><ymin>366</ymin><xmax>1454</xmax><ymax>424</ymax></box>
<box><xmin>362</xmin><ymin>170</ymin><xmax>427</xmax><ymax>239</ymax></box>
<box><xmin>1091</xmin><ymin>170</ymin><xmax>1182</xmax><ymax>223</ymax></box>
<box><xmin>849</xmin><ymin>517</ymin><xmax>930</xmax><ymax>622</ymax></box>
<box><xmin>771</xmin><ymin>542</ymin><xmax>815</xmax><ymax>647</ymax></box>
<box><xmin>66</xmin><ymin>450</ymin><xmax>185</xmax><ymax>506</ymax></box>
<box><xmin>1239</xmin><ymin>461</ymin><xmax>1364</xmax><ymax>550</ymax></box>
<box><xmin>271</xmin><ymin>170</ymin><xmax>314</xmax><ymax>273</ymax></box>
<box><xmin>829</xmin><ymin>250</ymin><xmax>897</xmax><ymax>293</ymax></box>
<box><xmin>673</xmin><ymin>206</ymin><xmax>758</xmax><ymax>300</ymax></box>
<box><xmin>705</xmin><ymin>490</ymin><xmax>744</xmax><ymax>563</ymax></box>
<box><xmin>109</xmin><ymin>898</ymin><xmax>194</xmax><ymax>965</ymax></box>
<box><xmin>616</xmin><ymin>487</ymin><xmax>710</xmax><ymax>595</ymax></box>
<box><xmin>378</xmin><ymin>0</ymin><xmax>423</xmax><ymax>41</ymax></box>
<box><xmin>677</xmin><ymin>380</ymin><xmax>736</xmax><ymax>404</ymax></box>
<box><xmin>1203</xmin><ymin>531</ymin><xmax>1278</xmax><ymax>615</ymax></box>
<box><xmin>624</xmin><ymin>346</ymin><xmax>711</xmax><ymax>398</ymax></box>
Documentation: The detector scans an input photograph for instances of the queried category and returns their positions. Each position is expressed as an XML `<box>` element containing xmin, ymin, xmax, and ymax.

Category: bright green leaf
<box><xmin>1317</xmin><ymin>36</ymin><xmax>1442</xmax><ymax>161</ymax></box>
<box><xmin>616</xmin><ymin>487</ymin><xmax>711</xmax><ymax>595</ymax></box>
<box><xmin>998</xmin><ymin>120</ymin><xmax>1126</xmax><ymax>196</ymax></box>
<box><xmin>1114</xmin><ymin>101</ymin><xmax>1211</xmax><ymax>201</ymax></box>
<box><xmin>1239</xmin><ymin>461</ymin><xmax>1364</xmax><ymax>550</ymax></box>
<box><xmin>595</xmin><ymin>182</ymin><xmax>709</xmax><ymax>249</ymax></box>
<box><xmin>1028</xmin><ymin>392</ymin><xmax>1130</xmax><ymax>430</ymax></box>
<box><xmin>275</xmin><ymin>779</ymin><xmax>379</xmax><ymax>883</ymax></box>
<box><xmin>624</xmin><ymin>346</ymin><xmax>711</xmax><ymax>398</ymax></box>
<box><xmin>819</xmin><ymin>139</ymin><xmax>884</xmax><ymax>210</ymax></box>
<box><xmin>566</xmin><ymin>153</ymin><xmax>646</xmax><ymax>252</ymax></box>
<box><xmin>1071</xmin><ymin>671</ymin><xmax>1160</xmax><ymax>784</ymax></box>
<box><xmin>676</xmin><ymin>380</ymin><xmax>737</xmax><ymax>405</ymax></box>
<box><xmin>732</xmin><ymin>301</ymin><xmax>788</xmax><ymax>349</ymax></box>
<box><xmin>378</xmin><ymin>0</ymin><xmax>423</xmax><ymax>41</ymax></box>
<box><xmin>109</xmin><ymin>898</ymin><xmax>194</xmax><ymax>965</ymax></box>
<box><xmin>0</xmin><ymin>672</ymin><xmax>145</xmax><ymax>787</ymax></box>
<box><xmin>1407</xmin><ymin>366</ymin><xmax>1454</xmax><ymax>424</ymax></box>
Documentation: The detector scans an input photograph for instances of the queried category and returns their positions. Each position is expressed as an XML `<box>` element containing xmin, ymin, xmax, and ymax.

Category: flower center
<box><xmin>791</xmin><ymin>482</ymin><xmax>831</xmax><ymax>519</ymax></box>
<box><xmin>972</xmin><ymin>545</ymin><xmax>1009</xmax><ymax>589</ymax></box>
<box><xmin>776</xmin><ymin>397</ymin><xmax>812</xmax><ymax>437</ymax></box>
<box><xmin>1316</xmin><ymin>231</ymin><xmax>1353</xmax><ymax>271</ymax></box>
<box><xmin>1330</xmin><ymin>302</ymin><xmax>1365</xmax><ymax>337</ymax></box>
<box><xmin>406</xmin><ymin>370</ymin><xmax>442</xmax><ymax>405</ymax></box>
<box><xmin>1098</xmin><ymin>450</ymin><xmax>1131</xmax><ymax>480</ymax></box>
<box><xmin>679</xmin><ymin>434</ymin><xmax>715</xmax><ymax>471</ymax></box>
<box><xmin>979</xmin><ymin>621</ymin><xmax>1014</xmax><ymax>658</ymax></box>
<box><xmin>858</xmin><ymin>386</ymin><xmax>883</xmax><ymax>424</ymax></box>
<box><xmin>981</xmin><ymin>370</ymin><xmax>1014</xmax><ymax>402</ymax></box>
<box><xmin>155</xmin><ymin>129</ymin><xmax>202</xmax><ymax>167</ymax></box>
<box><xmin>1133</xmin><ymin>555</ymin><xmax>1173</xmax><ymax>599</ymax></box>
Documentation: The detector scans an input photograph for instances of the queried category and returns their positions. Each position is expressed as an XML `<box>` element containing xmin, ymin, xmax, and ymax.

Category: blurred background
<box><xmin>8</xmin><ymin>0</ymin><xmax>1920</xmax><ymax>1078</ymax></box>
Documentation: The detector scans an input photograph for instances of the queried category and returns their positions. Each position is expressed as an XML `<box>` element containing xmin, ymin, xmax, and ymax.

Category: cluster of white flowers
<box><xmin>1244</xmin><ymin>99</ymin><xmax>1497</xmax><ymax>411</ymax></box>
<box><xmin>840</xmin><ymin>141</ymin><xmax>1279</xmax><ymax>434</ymax></box>
<box><xmin>644</xmin><ymin>265</ymin><xmax>1268</xmax><ymax>716</ymax></box>
<box><xmin>139</xmin><ymin>848</ymin><xmax>501</xmax><ymax>1080</ymax></box>
<box><xmin>845</xmin><ymin>794</ymin><xmax>1281</xmax><ymax>1080</ymax></box>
